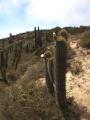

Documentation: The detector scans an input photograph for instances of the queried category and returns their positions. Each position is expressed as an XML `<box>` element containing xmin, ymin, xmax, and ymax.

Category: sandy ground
<box><xmin>67</xmin><ymin>57</ymin><xmax>90</xmax><ymax>110</ymax></box>
<box><xmin>36</xmin><ymin>37</ymin><xmax>90</xmax><ymax>120</ymax></box>
<box><xmin>66</xmin><ymin>37</ymin><xmax>90</xmax><ymax>120</ymax></box>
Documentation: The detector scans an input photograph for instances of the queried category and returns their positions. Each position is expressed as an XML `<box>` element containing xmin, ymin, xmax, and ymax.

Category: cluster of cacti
<box><xmin>34</xmin><ymin>26</ymin><xmax>42</xmax><ymax>48</ymax></box>
<box><xmin>0</xmin><ymin>27</ymin><xmax>43</xmax><ymax>83</ymax></box>
<box><xmin>0</xmin><ymin>40</ymin><xmax>22</xmax><ymax>82</ymax></box>
<box><xmin>12</xmin><ymin>41</ymin><xmax>22</xmax><ymax>70</ymax></box>
<box><xmin>23</xmin><ymin>39</ymin><xmax>34</xmax><ymax>53</ymax></box>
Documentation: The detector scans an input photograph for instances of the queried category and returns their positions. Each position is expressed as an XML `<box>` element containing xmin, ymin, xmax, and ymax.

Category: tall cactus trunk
<box><xmin>44</xmin><ymin>57</ymin><xmax>54</xmax><ymax>95</ymax></box>
<box><xmin>38</xmin><ymin>30</ymin><xmax>42</xmax><ymax>47</ymax></box>
<box><xmin>54</xmin><ymin>39</ymin><xmax>67</xmax><ymax>109</ymax></box>
<box><xmin>0</xmin><ymin>51</ymin><xmax>8</xmax><ymax>84</ymax></box>
<box><xmin>37</xmin><ymin>26</ymin><xmax>40</xmax><ymax>47</ymax></box>
<box><xmin>2</xmin><ymin>40</ymin><xmax>5</xmax><ymax>48</ymax></box>
<box><xmin>5</xmin><ymin>50</ymin><xmax>9</xmax><ymax>69</ymax></box>
<box><xmin>34</xmin><ymin>27</ymin><xmax>37</xmax><ymax>48</ymax></box>
<box><xmin>14</xmin><ymin>43</ymin><xmax>22</xmax><ymax>70</ymax></box>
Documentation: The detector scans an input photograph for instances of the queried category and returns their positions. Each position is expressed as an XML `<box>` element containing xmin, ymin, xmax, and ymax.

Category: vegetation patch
<box><xmin>79</xmin><ymin>31</ymin><xmax>90</xmax><ymax>48</ymax></box>
<box><xmin>70</xmin><ymin>60</ymin><xmax>82</xmax><ymax>75</ymax></box>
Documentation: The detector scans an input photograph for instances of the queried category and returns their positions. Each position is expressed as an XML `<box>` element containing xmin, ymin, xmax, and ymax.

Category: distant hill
<box><xmin>0</xmin><ymin>26</ymin><xmax>90</xmax><ymax>42</ymax></box>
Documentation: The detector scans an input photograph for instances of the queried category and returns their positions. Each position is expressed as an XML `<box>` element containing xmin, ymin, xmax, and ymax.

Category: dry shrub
<box><xmin>6</xmin><ymin>72</ymin><xmax>17</xmax><ymax>84</ymax></box>
<box><xmin>79</xmin><ymin>31</ymin><xmax>90</xmax><ymax>48</ymax></box>
<box><xmin>3</xmin><ymin>81</ymin><xmax>63</xmax><ymax>120</ymax></box>
<box><xmin>70</xmin><ymin>61</ymin><xmax>82</xmax><ymax>75</ymax></box>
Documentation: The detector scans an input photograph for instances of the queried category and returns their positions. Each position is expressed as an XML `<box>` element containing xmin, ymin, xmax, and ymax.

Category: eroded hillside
<box><xmin>0</xmin><ymin>28</ymin><xmax>90</xmax><ymax>120</ymax></box>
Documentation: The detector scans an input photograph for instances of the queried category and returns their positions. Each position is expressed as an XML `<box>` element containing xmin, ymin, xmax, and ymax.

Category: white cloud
<box><xmin>0</xmin><ymin>0</ymin><xmax>27</xmax><ymax>15</ymax></box>
<box><xmin>0</xmin><ymin>0</ymin><xmax>89</xmax><ymax>25</ymax></box>
<box><xmin>0</xmin><ymin>0</ymin><xmax>90</xmax><ymax>39</ymax></box>
<box><xmin>26</xmin><ymin>0</ymin><xmax>90</xmax><ymax>26</ymax></box>
<box><xmin>11</xmin><ymin>0</ymin><xmax>22</xmax><ymax>6</ymax></box>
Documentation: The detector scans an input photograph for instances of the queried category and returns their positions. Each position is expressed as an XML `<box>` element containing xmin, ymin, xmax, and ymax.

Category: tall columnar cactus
<box><xmin>9</xmin><ymin>33</ymin><xmax>13</xmax><ymax>44</ymax></box>
<box><xmin>34</xmin><ymin>27</ymin><xmax>37</xmax><ymax>47</ymax></box>
<box><xmin>34</xmin><ymin>26</ymin><xmax>42</xmax><ymax>49</ymax></box>
<box><xmin>44</xmin><ymin>57</ymin><xmax>54</xmax><ymax>95</ymax></box>
<box><xmin>37</xmin><ymin>26</ymin><xmax>40</xmax><ymax>47</ymax></box>
<box><xmin>12</xmin><ymin>41</ymin><xmax>22</xmax><ymax>70</ymax></box>
<box><xmin>1</xmin><ymin>40</ymin><xmax>5</xmax><ymax>48</ymax></box>
<box><xmin>0</xmin><ymin>50</ymin><xmax>7</xmax><ymax>83</ymax></box>
<box><xmin>38</xmin><ymin>29</ymin><xmax>42</xmax><ymax>47</ymax></box>
<box><xmin>5</xmin><ymin>50</ymin><xmax>9</xmax><ymax>69</ymax></box>
<box><xmin>54</xmin><ymin>37</ymin><xmax>67</xmax><ymax>109</ymax></box>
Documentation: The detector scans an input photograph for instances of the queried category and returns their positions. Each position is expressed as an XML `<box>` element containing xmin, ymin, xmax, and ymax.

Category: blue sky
<box><xmin>0</xmin><ymin>0</ymin><xmax>90</xmax><ymax>39</ymax></box>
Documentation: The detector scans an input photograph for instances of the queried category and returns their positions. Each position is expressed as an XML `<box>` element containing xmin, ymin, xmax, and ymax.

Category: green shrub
<box><xmin>79</xmin><ymin>31</ymin><xmax>90</xmax><ymax>48</ymax></box>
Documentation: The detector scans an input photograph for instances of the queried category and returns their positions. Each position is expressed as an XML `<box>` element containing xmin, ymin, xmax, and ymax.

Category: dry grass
<box><xmin>0</xmin><ymin>54</ymin><xmax>64</xmax><ymax>120</ymax></box>
<box><xmin>3</xmin><ymin>81</ymin><xmax>64</xmax><ymax>120</ymax></box>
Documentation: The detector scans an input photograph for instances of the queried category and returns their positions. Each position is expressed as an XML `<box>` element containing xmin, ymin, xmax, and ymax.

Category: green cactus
<box><xmin>34</xmin><ymin>27</ymin><xmax>37</xmax><ymax>48</ymax></box>
<box><xmin>9</xmin><ymin>33</ymin><xmax>13</xmax><ymax>44</ymax></box>
<box><xmin>0</xmin><ymin>50</ymin><xmax>8</xmax><ymax>83</ymax></box>
<box><xmin>44</xmin><ymin>57</ymin><xmax>54</xmax><ymax>95</ymax></box>
<box><xmin>34</xmin><ymin>26</ymin><xmax>42</xmax><ymax>49</ymax></box>
<box><xmin>54</xmin><ymin>37</ymin><xmax>67</xmax><ymax>109</ymax></box>
<box><xmin>5</xmin><ymin>50</ymin><xmax>9</xmax><ymax>69</ymax></box>
<box><xmin>12</xmin><ymin>42</ymin><xmax>22</xmax><ymax>70</ymax></box>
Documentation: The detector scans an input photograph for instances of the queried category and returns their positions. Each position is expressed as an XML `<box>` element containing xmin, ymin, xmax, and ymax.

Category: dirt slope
<box><xmin>66</xmin><ymin>35</ymin><xmax>90</xmax><ymax>120</ymax></box>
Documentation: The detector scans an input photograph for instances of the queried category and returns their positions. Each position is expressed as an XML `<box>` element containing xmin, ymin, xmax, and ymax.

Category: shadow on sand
<box><xmin>62</xmin><ymin>97</ymin><xmax>90</xmax><ymax>120</ymax></box>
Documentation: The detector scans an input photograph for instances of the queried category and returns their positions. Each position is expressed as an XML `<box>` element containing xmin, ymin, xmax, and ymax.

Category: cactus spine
<box><xmin>54</xmin><ymin>38</ymin><xmax>67</xmax><ymax>109</ymax></box>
